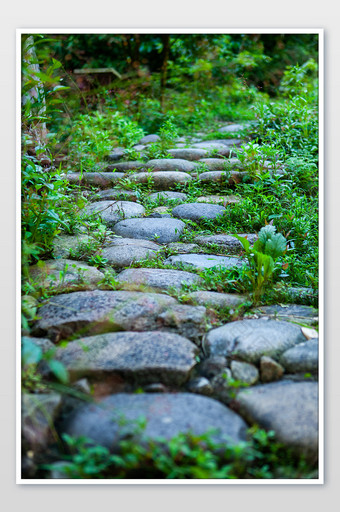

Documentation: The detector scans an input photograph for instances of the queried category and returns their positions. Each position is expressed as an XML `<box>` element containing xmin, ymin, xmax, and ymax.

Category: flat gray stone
<box><xmin>81</xmin><ymin>201</ymin><xmax>145</xmax><ymax>227</ymax></box>
<box><xmin>32</xmin><ymin>290</ymin><xmax>177</xmax><ymax>342</ymax></box>
<box><xmin>148</xmin><ymin>191</ymin><xmax>187</xmax><ymax>203</ymax></box>
<box><xmin>207</xmin><ymin>138</ymin><xmax>243</xmax><ymax>147</ymax></box>
<box><xmin>195</xmin><ymin>233</ymin><xmax>257</xmax><ymax>253</ymax></box>
<box><xmin>198</xmin><ymin>158</ymin><xmax>243</xmax><ymax>171</ymax></box>
<box><xmin>196</xmin><ymin>195</ymin><xmax>241</xmax><ymax>205</ymax></box>
<box><xmin>102</xmin><ymin>240</ymin><xmax>159</xmax><ymax>268</ymax></box>
<box><xmin>156</xmin><ymin>304</ymin><xmax>206</xmax><ymax>342</ymax></box>
<box><xmin>235</xmin><ymin>381</ymin><xmax>318</xmax><ymax>460</ymax></box>
<box><xmin>116</xmin><ymin>268</ymin><xmax>202</xmax><ymax>292</ymax></box>
<box><xmin>280</xmin><ymin>339</ymin><xmax>319</xmax><ymax>374</ymax></box>
<box><xmin>55</xmin><ymin>331</ymin><xmax>198</xmax><ymax>386</ymax></box>
<box><xmin>22</xmin><ymin>393</ymin><xmax>62</xmax><ymax>451</ymax></box>
<box><xmin>113</xmin><ymin>217</ymin><xmax>185</xmax><ymax>243</ymax></box>
<box><xmin>65</xmin><ymin>172</ymin><xmax>125</xmax><ymax>188</ymax></box>
<box><xmin>130</xmin><ymin>171</ymin><xmax>192</xmax><ymax>190</ymax></box>
<box><xmin>191</xmin><ymin>142</ymin><xmax>232</xmax><ymax>156</ymax></box>
<box><xmin>164</xmin><ymin>253</ymin><xmax>244</xmax><ymax>271</ymax></box>
<box><xmin>187</xmin><ymin>377</ymin><xmax>213</xmax><ymax>396</ymax></box>
<box><xmin>139</xmin><ymin>134</ymin><xmax>160</xmax><ymax>144</ymax></box>
<box><xmin>252</xmin><ymin>304</ymin><xmax>318</xmax><ymax>326</ymax></box>
<box><xmin>218</xmin><ymin>123</ymin><xmax>247</xmax><ymax>133</ymax></box>
<box><xmin>230</xmin><ymin>361</ymin><xmax>259</xmax><ymax>385</ymax></box>
<box><xmin>166</xmin><ymin>148</ymin><xmax>208</xmax><ymax>160</ymax></box>
<box><xmin>199</xmin><ymin>170</ymin><xmax>248</xmax><ymax>185</ymax></box>
<box><xmin>105</xmin><ymin>148</ymin><xmax>125</xmax><ymax>161</ymax></box>
<box><xmin>145</xmin><ymin>158</ymin><xmax>197</xmax><ymax>173</ymax></box>
<box><xmin>206</xmin><ymin>318</ymin><xmax>306</xmax><ymax>363</ymax></box>
<box><xmin>106</xmin><ymin>161</ymin><xmax>145</xmax><ymax>171</ymax></box>
<box><xmin>52</xmin><ymin>234</ymin><xmax>94</xmax><ymax>258</ymax></box>
<box><xmin>91</xmin><ymin>189</ymin><xmax>139</xmax><ymax>202</ymax></box>
<box><xmin>62</xmin><ymin>392</ymin><xmax>248</xmax><ymax>449</ymax></box>
<box><xmin>186</xmin><ymin>291</ymin><xmax>247</xmax><ymax>308</ymax></box>
<box><xmin>172</xmin><ymin>203</ymin><xmax>226</xmax><ymax>221</ymax></box>
<box><xmin>28</xmin><ymin>259</ymin><xmax>104</xmax><ymax>290</ymax></box>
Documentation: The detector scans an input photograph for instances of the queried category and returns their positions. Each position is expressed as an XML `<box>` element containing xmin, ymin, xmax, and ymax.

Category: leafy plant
<box><xmin>234</xmin><ymin>224</ymin><xmax>287</xmax><ymax>303</ymax></box>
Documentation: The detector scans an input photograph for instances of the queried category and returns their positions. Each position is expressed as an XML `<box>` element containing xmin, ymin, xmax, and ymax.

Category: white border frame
<box><xmin>16</xmin><ymin>27</ymin><xmax>324</xmax><ymax>485</ymax></box>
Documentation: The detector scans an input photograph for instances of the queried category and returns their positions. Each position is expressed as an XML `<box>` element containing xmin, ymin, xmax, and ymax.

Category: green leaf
<box><xmin>233</xmin><ymin>234</ymin><xmax>250</xmax><ymax>253</ymax></box>
<box><xmin>48</xmin><ymin>360</ymin><xmax>69</xmax><ymax>384</ymax></box>
<box><xmin>264</xmin><ymin>233</ymin><xmax>287</xmax><ymax>259</ymax></box>
<box><xmin>258</xmin><ymin>224</ymin><xmax>276</xmax><ymax>245</ymax></box>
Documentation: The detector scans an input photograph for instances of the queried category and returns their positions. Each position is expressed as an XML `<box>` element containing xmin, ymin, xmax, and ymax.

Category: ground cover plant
<box><xmin>20</xmin><ymin>32</ymin><xmax>320</xmax><ymax>481</ymax></box>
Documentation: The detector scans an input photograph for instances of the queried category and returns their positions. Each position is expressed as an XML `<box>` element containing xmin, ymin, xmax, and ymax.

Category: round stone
<box><xmin>130</xmin><ymin>171</ymin><xmax>192</xmax><ymax>190</ymax></box>
<box><xmin>198</xmin><ymin>170</ymin><xmax>247</xmax><ymax>185</ymax></box>
<box><xmin>62</xmin><ymin>393</ymin><xmax>248</xmax><ymax>450</ymax></box>
<box><xmin>106</xmin><ymin>161</ymin><xmax>145</xmax><ymax>171</ymax></box>
<box><xmin>166</xmin><ymin>148</ymin><xmax>209</xmax><ymax>160</ymax></box>
<box><xmin>28</xmin><ymin>259</ymin><xmax>104</xmax><ymax>290</ymax></box>
<box><xmin>139</xmin><ymin>134</ymin><xmax>160</xmax><ymax>144</ymax></box>
<box><xmin>218</xmin><ymin>123</ymin><xmax>248</xmax><ymax>133</ymax></box>
<box><xmin>91</xmin><ymin>189</ymin><xmax>139</xmax><ymax>202</ymax></box>
<box><xmin>102</xmin><ymin>239</ymin><xmax>160</xmax><ymax>268</ymax></box>
<box><xmin>195</xmin><ymin>233</ymin><xmax>257</xmax><ymax>253</ymax></box>
<box><xmin>81</xmin><ymin>201</ymin><xmax>145</xmax><ymax>227</ymax></box>
<box><xmin>206</xmin><ymin>318</ymin><xmax>306</xmax><ymax>362</ymax></box>
<box><xmin>172</xmin><ymin>203</ymin><xmax>226</xmax><ymax>222</ymax></box>
<box><xmin>55</xmin><ymin>331</ymin><xmax>199</xmax><ymax>386</ymax></box>
<box><xmin>186</xmin><ymin>291</ymin><xmax>247</xmax><ymax>308</ymax></box>
<box><xmin>145</xmin><ymin>158</ymin><xmax>198</xmax><ymax>173</ymax></box>
<box><xmin>198</xmin><ymin>158</ymin><xmax>243</xmax><ymax>171</ymax></box>
<box><xmin>113</xmin><ymin>218</ymin><xmax>185</xmax><ymax>243</ymax></box>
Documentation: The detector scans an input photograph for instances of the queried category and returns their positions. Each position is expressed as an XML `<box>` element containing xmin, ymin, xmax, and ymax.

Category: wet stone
<box><xmin>172</xmin><ymin>202</ymin><xmax>226</xmax><ymax>221</ymax></box>
<box><xmin>260</xmin><ymin>356</ymin><xmax>285</xmax><ymax>383</ymax></box>
<box><xmin>81</xmin><ymin>201</ymin><xmax>145</xmax><ymax>227</ymax></box>
<box><xmin>130</xmin><ymin>171</ymin><xmax>192</xmax><ymax>190</ymax></box>
<box><xmin>101</xmin><ymin>238</ymin><xmax>160</xmax><ymax>268</ymax></box>
<box><xmin>113</xmin><ymin>217</ymin><xmax>185</xmax><ymax>243</ymax></box>
<box><xmin>65</xmin><ymin>172</ymin><xmax>125</xmax><ymax>188</ymax></box>
<box><xmin>148</xmin><ymin>191</ymin><xmax>188</xmax><ymax>204</ymax></box>
<box><xmin>186</xmin><ymin>291</ymin><xmax>247</xmax><ymax>309</ymax></box>
<box><xmin>195</xmin><ymin>233</ymin><xmax>257</xmax><ymax>253</ymax></box>
<box><xmin>166</xmin><ymin>148</ymin><xmax>208</xmax><ymax>160</ymax></box>
<box><xmin>235</xmin><ymin>381</ymin><xmax>318</xmax><ymax>460</ymax></box>
<box><xmin>28</xmin><ymin>259</ymin><xmax>104</xmax><ymax>290</ymax></box>
<box><xmin>279</xmin><ymin>338</ymin><xmax>319</xmax><ymax>374</ymax></box>
<box><xmin>164</xmin><ymin>253</ymin><xmax>244</xmax><ymax>271</ymax></box>
<box><xmin>55</xmin><ymin>331</ymin><xmax>198</xmax><ymax>386</ymax></box>
<box><xmin>31</xmin><ymin>290</ymin><xmax>177</xmax><ymax>342</ymax></box>
<box><xmin>230</xmin><ymin>361</ymin><xmax>259</xmax><ymax>385</ymax></box>
<box><xmin>146</xmin><ymin>158</ymin><xmax>197</xmax><ymax>173</ymax></box>
<box><xmin>116</xmin><ymin>268</ymin><xmax>202</xmax><ymax>292</ymax></box>
<box><xmin>62</xmin><ymin>392</ymin><xmax>248</xmax><ymax>450</ymax></box>
<box><xmin>206</xmin><ymin>318</ymin><xmax>306</xmax><ymax>363</ymax></box>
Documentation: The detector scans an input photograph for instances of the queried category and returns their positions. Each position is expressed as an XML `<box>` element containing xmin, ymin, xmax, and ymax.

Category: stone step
<box><xmin>55</xmin><ymin>331</ymin><xmax>199</xmax><ymax>386</ymax></box>
<box><xmin>61</xmin><ymin>392</ymin><xmax>248</xmax><ymax>451</ymax></box>
<box><xmin>113</xmin><ymin>217</ymin><xmax>185</xmax><ymax>243</ymax></box>
<box><xmin>129</xmin><ymin>171</ymin><xmax>192</xmax><ymax>190</ymax></box>
<box><xmin>80</xmin><ymin>200</ymin><xmax>145</xmax><ymax>227</ymax></box>
<box><xmin>164</xmin><ymin>253</ymin><xmax>244</xmax><ymax>271</ymax></box>
<box><xmin>116</xmin><ymin>268</ymin><xmax>202</xmax><ymax>292</ymax></box>
<box><xmin>64</xmin><ymin>172</ymin><xmax>125</xmax><ymax>188</ymax></box>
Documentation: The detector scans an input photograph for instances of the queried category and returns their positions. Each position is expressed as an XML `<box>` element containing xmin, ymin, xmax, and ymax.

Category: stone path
<box><xmin>22</xmin><ymin>125</ymin><xmax>319</xmax><ymax>478</ymax></box>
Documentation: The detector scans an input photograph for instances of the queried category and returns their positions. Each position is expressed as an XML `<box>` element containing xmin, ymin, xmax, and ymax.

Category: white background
<box><xmin>1</xmin><ymin>1</ymin><xmax>339</xmax><ymax>510</ymax></box>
